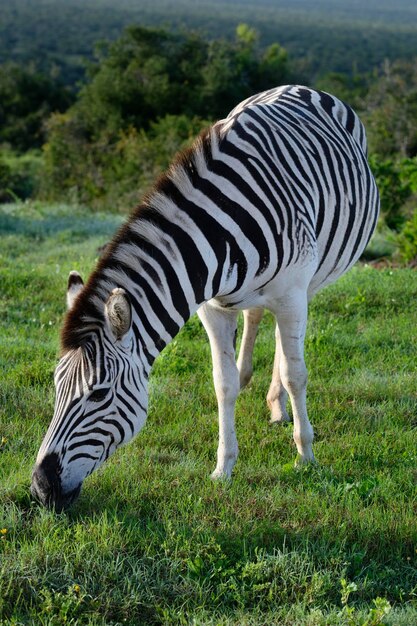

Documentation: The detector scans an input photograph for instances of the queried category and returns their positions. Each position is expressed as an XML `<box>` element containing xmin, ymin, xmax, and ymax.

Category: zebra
<box><xmin>31</xmin><ymin>85</ymin><xmax>379</xmax><ymax>510</ymax></box>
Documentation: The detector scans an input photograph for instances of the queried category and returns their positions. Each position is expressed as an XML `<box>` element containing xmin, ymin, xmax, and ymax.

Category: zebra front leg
<box><xmin>236</xmin><ymin>308</ymin><xmax>264</xmax><ymax>388</ymax></box>
<box><xmin>267</xmin><ymin>323</ymin><xmax>290</xmax><ymax>424</ymax></box>
<box><xmin>198</xmin><ymin>303</ymin><xmax>240</xmax><ymax>479</ymax></box>
<box><xmin>274</xmin><ymin>292</ymin><xmax>315</xmax><ymax>465</ymax></box>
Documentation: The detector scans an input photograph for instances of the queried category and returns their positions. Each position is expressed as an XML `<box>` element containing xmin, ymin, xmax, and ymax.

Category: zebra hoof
<box><xmin>210</xmin><ymin>468</ymin><xmax>232</xmax><ymax>482</ymax></box>
<box><xmin>238</xmin><ymin>370</ymin><xmax>253</xmax><ymax>389</ymax></box>
<box><xmin>269</xmin><ymin>413</ymin><xmax>291</xmax><ymax>425</ymax></box>
<box><xmin>294</xmin><ymin>453</ymin><xmax>317</xmax><ymax>468</ymax></box>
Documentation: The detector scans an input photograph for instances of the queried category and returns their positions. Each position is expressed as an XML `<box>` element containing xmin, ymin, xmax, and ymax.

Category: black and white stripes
<box><xmin>31</xmin><ymin>85</ymin><xmax>379</xmax><ymax>509</ymax></box>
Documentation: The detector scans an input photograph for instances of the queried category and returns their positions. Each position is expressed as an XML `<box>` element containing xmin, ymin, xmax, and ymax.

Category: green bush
<box><xmin>0</xmin><ymin>150</ymin><xmax>43</xmax><ymax>202</ymax></box>
<box><xmin>41</xmin><ymin>113</ymin><xmax>209</xmax><ymax>210</ymax></box>
<box><xmin>401</xmin><ymin>157</ymin><xmax>417</xmax><ymax>194</ymax></box>
<box><xmin>40</xmin><ymin>23</ymin><xmax>290</xmax><ymax>210</ymax></box>
<box><xmin>364</xmin><ymin>59</ymin><xmax>417</xmax><ymax>159</ymax></box>
<box><xmin>397</xmin><ymin>211</ymin><xmax>417</xmax><ymax>265</ymax></box>
<box><xmin>369</xmin><ymin>156</ymin><xmax>411</xmax><ymax>231</ymax></box>
<box><xmin>73</xmin><ymin>23</ymin><xmax>289</xmax><ymax>138</ymax></box>
<box><xmin>0</xmin><ymin>62</ymin><xmax>72</xmax><ymax>152</ymax></box>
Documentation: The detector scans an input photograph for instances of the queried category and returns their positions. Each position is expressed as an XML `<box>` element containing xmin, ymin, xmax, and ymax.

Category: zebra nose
<box><xmin>31</xmin><ymin>452</ymin><xmax>62</xmax><ymax>507</ymax></box>
<box><xmin>31</xmin><ymin>453</ymin><xmax>80</xmax><ymax>511</ymax></box>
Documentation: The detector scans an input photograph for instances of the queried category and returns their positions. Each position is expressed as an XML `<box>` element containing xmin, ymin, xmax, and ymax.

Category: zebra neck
<box><xmin>96</xmin><ymin>210</ymin><xmax>217</xmax><ymax>366</ymax></box>
<box><xmin>63</xmin><ymin>128</ymin><xmax>232</xmax><ymax>360</ymax></box>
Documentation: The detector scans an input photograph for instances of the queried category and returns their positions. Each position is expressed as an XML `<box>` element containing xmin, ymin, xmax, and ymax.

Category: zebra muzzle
<box><xmin>31</xmin><ymin>453</ymin><xmax>81</xmax><ymax>511</ymax></box>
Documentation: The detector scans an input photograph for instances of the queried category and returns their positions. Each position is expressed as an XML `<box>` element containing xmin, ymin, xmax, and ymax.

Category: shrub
<box><xmin>0</xmin><ymin>62</ymin><xmax>72</xmax><ymax>152</ymax></box>
<box><xmin>40</xmin><ymin>23</ymin><xmax>290</xmax><ymax>210</ymax></box>
<box><xmin>41</xmin><ymin>114</ymin><xmax>209</xmax><ymax>210</ymax></box>
<box><xmin>369</xmin><ymin>156</ymin><xmax>411</xmax><ymax>231</ymax></box>
<box><xmin>397</xmin><ymin>210</ymin><xmax>417</xmax><ymax>265</ymax></box>
<box><xmin>0</xmin><ymin>150</ymin><xmax>43</xmax><ymax>202</ymax></box>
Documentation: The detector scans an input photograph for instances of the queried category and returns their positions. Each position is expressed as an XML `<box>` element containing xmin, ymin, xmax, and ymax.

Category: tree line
<box><xmin>3</xmin><ymin>0</ymin><xmax>417</xmax><ymax>86</ymax></box>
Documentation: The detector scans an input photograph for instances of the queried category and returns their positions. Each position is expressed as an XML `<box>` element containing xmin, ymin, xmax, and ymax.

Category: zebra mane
<box><xmin>60</xmin><ymin>127</ymin><xmax>213</xmax><ymax>354</ymax></box>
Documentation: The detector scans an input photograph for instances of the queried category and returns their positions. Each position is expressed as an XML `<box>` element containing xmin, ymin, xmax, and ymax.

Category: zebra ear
<box><xmin>67</xmin><ymin>271</ymin><xmax>84</xmax><ymax>310</ymax></box>
<box><xmin>105</xmin><ymin>288</ymin><xmax>132</xmax><ymax>341</ymax></box>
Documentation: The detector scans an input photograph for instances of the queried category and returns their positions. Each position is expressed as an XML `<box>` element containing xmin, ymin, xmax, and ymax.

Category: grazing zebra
<box><xmin>31</xmin><ymin>85</ymin><xmax>379</xmax><ymax>509</ymax></box>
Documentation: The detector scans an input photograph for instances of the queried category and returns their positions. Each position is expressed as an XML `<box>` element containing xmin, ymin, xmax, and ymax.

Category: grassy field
<box><xmin>0</xmin><ymin>202</ymin><xmax>416</xmax><ymax>625</ymax></box>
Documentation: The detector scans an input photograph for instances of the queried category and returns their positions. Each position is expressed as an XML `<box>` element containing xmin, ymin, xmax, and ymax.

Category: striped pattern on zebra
<box><xmin>31</xmin><ymin>85</ymin><xmax>379</xmax><ymax>510</ymax></box>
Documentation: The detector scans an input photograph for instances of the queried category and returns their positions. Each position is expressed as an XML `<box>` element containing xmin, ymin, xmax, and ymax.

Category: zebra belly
<box><xmin>308</xmin><ymin>198</ymin><xmax>378</xmax><ymax>297</ymax></box>
<box><xmin>209</xmin><ymin>251</ymin><xmax>319</xmax><ymax>312</ymax></box>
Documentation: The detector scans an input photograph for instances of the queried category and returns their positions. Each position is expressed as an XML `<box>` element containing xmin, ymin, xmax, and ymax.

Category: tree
<box><xmin>66</xmin><ymin>23</ymin><xmax>290</xmax><ymax>139</ymax></box>
<box><xmin>42</xmin><ymin>24</ymin><xmax>290</xmax><ymax>208</ymax></box>
<box><xmin>0</xmin><ymin>63</ymin><xmax>72</xmax><ymax>151</ymax></box>
<box><xmin>201</xmin><ymin>25</ymin><xmax>288</xmax><ymax>118</ymax></box>
<box><xmin>72</xmin><ymin>26</ymin><xmax>210</xmax><ymax>140</ymax></box>
<box><xmin>369</xmin><ymin>156</ymin><xmax>411</xmax><ymax>230</ymax></box>
<box><xmin>364</xmin><ymin>60</ymin><xmax>417</xmax><ymax>158</ymax></box>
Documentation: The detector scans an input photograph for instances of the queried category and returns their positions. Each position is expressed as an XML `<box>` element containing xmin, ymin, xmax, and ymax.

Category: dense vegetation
<box><xmin>1</xmin><ymin>12</ymin><xmax>417</xmax><ymax>262</ymax></box>
<box><xmin>40</xmin><ymin>24</ymin><xmax>290</xmax><ymax>210</ymax></box>
<box><xmin>1</xmin><ymin>202</ymin><xmax>416</xmax><ymax>624</ymax></box>
<box><xmin>2</xmin><ymin>0</ymin><xmax>417</xmax><ymax>84</ymax></box>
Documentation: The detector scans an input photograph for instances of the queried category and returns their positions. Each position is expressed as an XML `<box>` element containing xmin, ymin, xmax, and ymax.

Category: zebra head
<box><xmin>31</xmin><ymin>272</ymin><xmax>148</xmax><ymax>510</ymax></box>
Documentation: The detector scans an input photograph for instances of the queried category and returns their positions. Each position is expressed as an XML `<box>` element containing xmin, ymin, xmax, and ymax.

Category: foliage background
<box><xmin>1</xmin><ymin>1</ymin><xmax>417</xmax><ymax>258</ymax></box>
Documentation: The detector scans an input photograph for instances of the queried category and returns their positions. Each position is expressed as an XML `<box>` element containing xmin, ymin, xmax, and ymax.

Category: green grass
<box><xmin>1</xmin><ymin>202</ymin><xmax>416</xmax><ymax>625</ymax></box>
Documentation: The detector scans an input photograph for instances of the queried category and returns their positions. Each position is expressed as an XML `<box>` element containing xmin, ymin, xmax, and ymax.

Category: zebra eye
<box><xmin>88</xmin><ymin>388</ymin><xmax>109</xmax><ymax>403</ymax></box>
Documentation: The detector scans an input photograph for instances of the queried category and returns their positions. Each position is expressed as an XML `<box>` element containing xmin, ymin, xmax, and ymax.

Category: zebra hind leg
<box><xmin>236</xmin><ymin>308</ymin><xmax>264</xmax><ymax>389</ymax></box>
<box><xmin>198</xmin><ymin>303</ymin><xmax>240</xmax><ymax>480</ymax></box>
<box><xmin>267</xmin><ymin>323</ymin><xmax>291</xmax><ymax>424</ymax></box>
<box><xmin>273</xmin><ymin>292</ymin><xmax>315</xmax><ymax>465</ymax></box>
